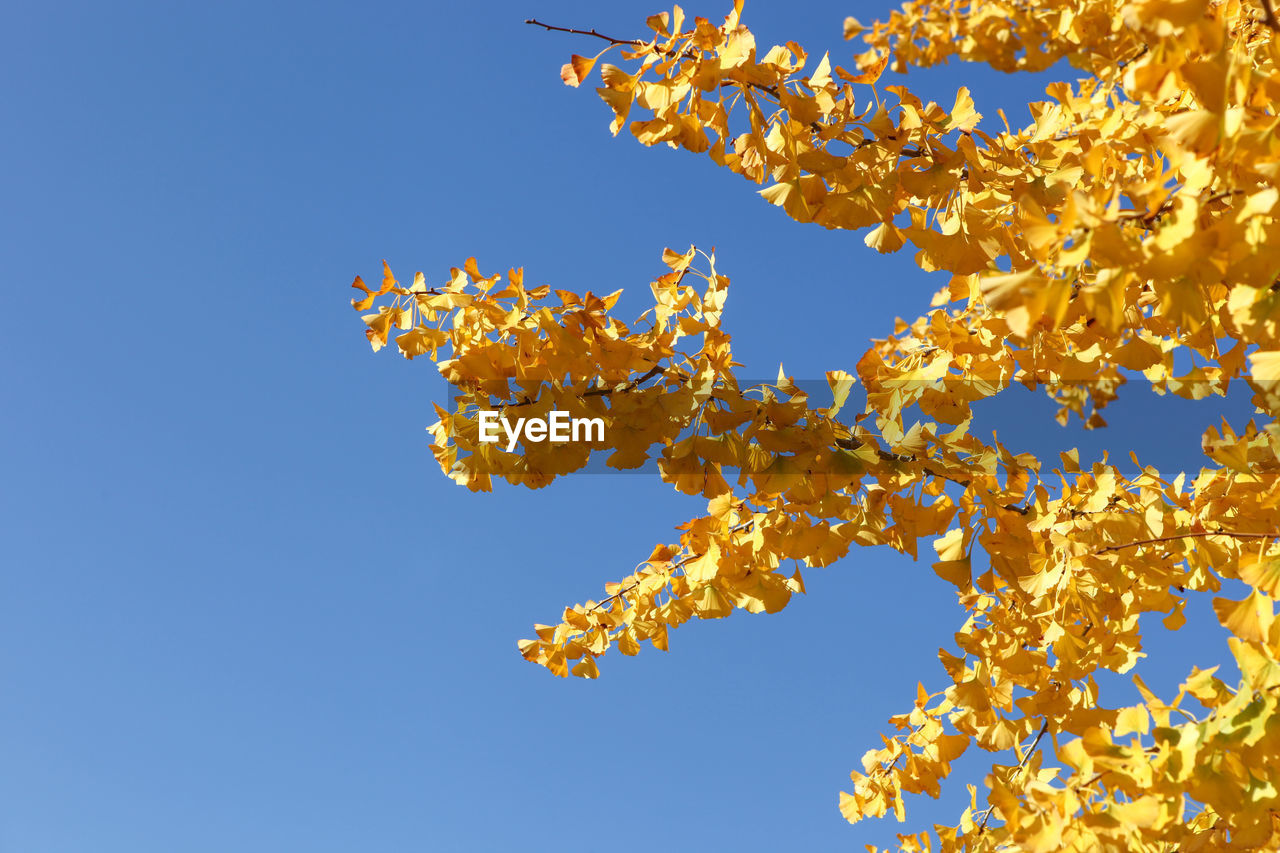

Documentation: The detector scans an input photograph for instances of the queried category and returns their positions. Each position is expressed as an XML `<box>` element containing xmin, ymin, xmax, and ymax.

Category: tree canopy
<box><xmin>350</xmin><ymin>1</ymin><xmax>1280</xmax><ymax>848</ymax></box>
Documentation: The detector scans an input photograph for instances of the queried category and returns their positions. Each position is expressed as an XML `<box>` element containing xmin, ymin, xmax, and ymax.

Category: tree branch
<box><xmin>1019</xmin><ymin>721</ymin><xmax>1050</xmax><ymax>770</ymax></box>
<box><xmin>978</xmin><ymin>720</ymin><xmax>1050</xmax><ymax>832</ymax></box>
<box><xmin>527</xmin><ymin>16</ymin><xmax>939</xmax><ymax>172</ymax></box>
<box><xmin>525</xmin><ymin>18</ymin><xmax>647</xmax><ymax>48</ymax></box>
<box><xmin>1262</xmin><ymin>0</ymin><xmax>1280</xmax><ymax>31</ymax></box>
<box><xmin>486</xmin><ymin>364</ymin><xmax>673</xmax><ymax>410</ymax></box>
<box><xmin>525</xmin><ymin>18</ymin><xmax>698</xmax><ymax>59</ymax></box>
<box><xmin>581</xmin><ymin>364</ymin><xmax>666</xmax><ymax>398</ymax></box>
<box><xmin>589</xmin><ymin>518</ymin><xmax>755</xmax><ymax>611</ymax></box>
<box><xmin>1096</xmin><ymin>531</ymin><xmax>1276</xmax><ymax>554</ymax></box>
<box><xmin>1117</xmin><ymin>44</ymin><xmax>1149</xmax><ymax>69</ymax></box>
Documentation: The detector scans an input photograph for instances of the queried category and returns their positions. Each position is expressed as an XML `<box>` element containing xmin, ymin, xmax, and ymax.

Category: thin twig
<box><xmin>1077</xmin><ymin>770</ymin><xmax>1108</xmax><ymax>789</ymax></box>
<box><xmin>1117</xmin><ymin>44</ymin><xmax>1149</xmax><ymax>69</ymax></box>
<box><xmin>582</xmin><ymin>364</ymin><xmax>665</xmax><ymax>398</ymax></box>
<box><xmin>489</xmin><ymin>365</ymin><xmax>672</xmax><ymax>410</ymax></box>
<box><xmin>590</xmin><ymin>519</ymin><xmax>756</xmax><ymax>611</ymax></box>
<box><xmin>1019</xmin><ymin>721</ymin><xmax>1050</xmax><ymax>771</ymax></box>
<box><xmin>854</xmin><ymin>135</ymin><xmax>925</xmax><ymax>158</ymax></box>
<box><xmin>720</xmin><ymin>78</ymin><xmax>781</xmax><ymax>98</ymax></box>
<box><xmin>1116</xmin><ymin>197</ymin><xmax>1175</xmax><ymax>225</ymax></box>
<box><xmin>527</xmin><ymin>17</ymin><xmax>937</xmax><ymax>169</ymax></box>
<box><xmin>1096</xmin><ymin>531</ymin><xmax>1276</xmax><ymax>554</ymax></box>
<box><xmin>978</xmin><ymin>720</ymin><xmax>1050</xmax><ymax>832</ymax></box>
<box><xmin>525</xmin><ymin>18</ymin><xmax>647</xmax><ymax>48</ymax></box>
<box><xmin>836</xmin><ymin>436</ymin><xmax>975</xmax><ymax>487</ymax></box>
<box><xmin>525</xmin><ymin>18</ymin><xmax>698</xmax><ymax>59</ymax></box>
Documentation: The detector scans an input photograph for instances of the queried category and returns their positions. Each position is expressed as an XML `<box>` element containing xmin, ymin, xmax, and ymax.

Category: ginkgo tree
<box><xmin>349</xmin><ymin>0</ymin><xmax>1280</xmax><ymax>849</ymax></box>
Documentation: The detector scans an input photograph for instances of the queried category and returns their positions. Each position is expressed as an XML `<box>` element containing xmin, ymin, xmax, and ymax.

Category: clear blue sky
<box><xmin>2</xmin><ymin>2</ymin><xmax>1255</xmax><ymax>851</ymax></box>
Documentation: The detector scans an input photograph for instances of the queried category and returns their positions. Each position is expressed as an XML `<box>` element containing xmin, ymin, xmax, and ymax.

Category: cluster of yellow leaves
<box><xmin>356</xmin><ymin>248</ymin><xmax>738</xmax><ymax>489</ymax></box>
<box><xmin>569</xmin><ymin>0</ymin><xmax>1278</xmax><ymax>423</ymax></box>
<box><xmin>350</xmin><ymin>0</ymin><xmax>1280</xmax><ymax>849</ymax></box>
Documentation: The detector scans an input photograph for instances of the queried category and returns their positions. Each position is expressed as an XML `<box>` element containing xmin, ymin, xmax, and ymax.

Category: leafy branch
<box><xmin>977</xmin><ymin>719</ymin><xmax>1051</xmax><ymax>833</ymax></box>
<box><xmin>589</xmin><ymin>518</ymin><xmax>756</xmax><ymax>612</ymax></box>
<box><xmin>1097</xmin><ymin>530</ymin><xmax>1277</xmax><ymax>554</ymax></box>
<box><xmin>525</xmin><ymin>18</ymin><xmax>654</xmax><ymax>50</ymax></box>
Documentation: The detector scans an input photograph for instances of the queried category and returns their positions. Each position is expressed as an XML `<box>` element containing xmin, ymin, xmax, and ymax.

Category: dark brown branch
<box><xmin>719</xmin><ymin>78</ymin><xmax>781</xmax><ymax>98</ymax></box>
<box><xmin>1021</xmin><ymin>721</ymin><xmax>1050</xmax><ymax>768</ymax></box>
<box><xmin>1262</xmin><ymin>0</ymin><xmax>1280</xmax><ymax>31</ymax></box>
<box><xmin>854</xmin><ymin>135</ymin><xmax>925</xmax><ymax>158</ymax></box>
<box><xmin>525</xmin><ymin>18</ymin><xmax>647</xmax><ymax>48</ymax></box>
<box><xmin>836</xmin><ymin>436</ymin><xmax>975</xmax><ymax>487</ymax></box>
<box><xmin>525</xmin><ymin>18</ymin><xmax>698</xmax><ymax>59</ymax></box>
<box><xmin>486</xmin><ymin>365</ymin><xmax>672</xmax><ymax>410</ymax></box>
<box><xmin>1116</xmin><ymin>44</ymin><xmax>1149</xmax><ymax>70</ymax></box>
<box><xmin>1117</xmin><ymin>188</ymin><xmax>1243</xmax><ymax>230</ymax></box>
<box><xmin>1116</xmin><ymin>197</ymin><xmax>1175</xmax><ymax>226</ymax></box>
<box><xmin>919</xmin><ymin>462</ymin><xmax>971</xmax><ymax>487</ymax></box>
<box><xmin>1205</xmin><ymin>189</ymin><xmax>1245</xmax><ymax>205</ymax></box>
<box><xmin>1097</xmin><ymin>530</ymin><xmax>1276</xmax><ymax>554</ymax></box>
<box><xmin>581</xmin><ymin>364</ymin><xmax>666</xmax><ymax>398</ymax></box>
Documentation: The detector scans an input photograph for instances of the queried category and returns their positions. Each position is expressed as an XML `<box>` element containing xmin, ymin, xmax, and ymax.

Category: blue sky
<box><xmin>2</xmin><ymin>1</ymin><xmax>1257</xmax><ymax>851</ymax></box>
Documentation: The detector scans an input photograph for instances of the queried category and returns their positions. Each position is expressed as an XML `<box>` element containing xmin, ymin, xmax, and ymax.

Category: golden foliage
<box><xmin>350</xmin><ymin>0</ymin><xmax>1280</xmax><ymax>848</ymax></box>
